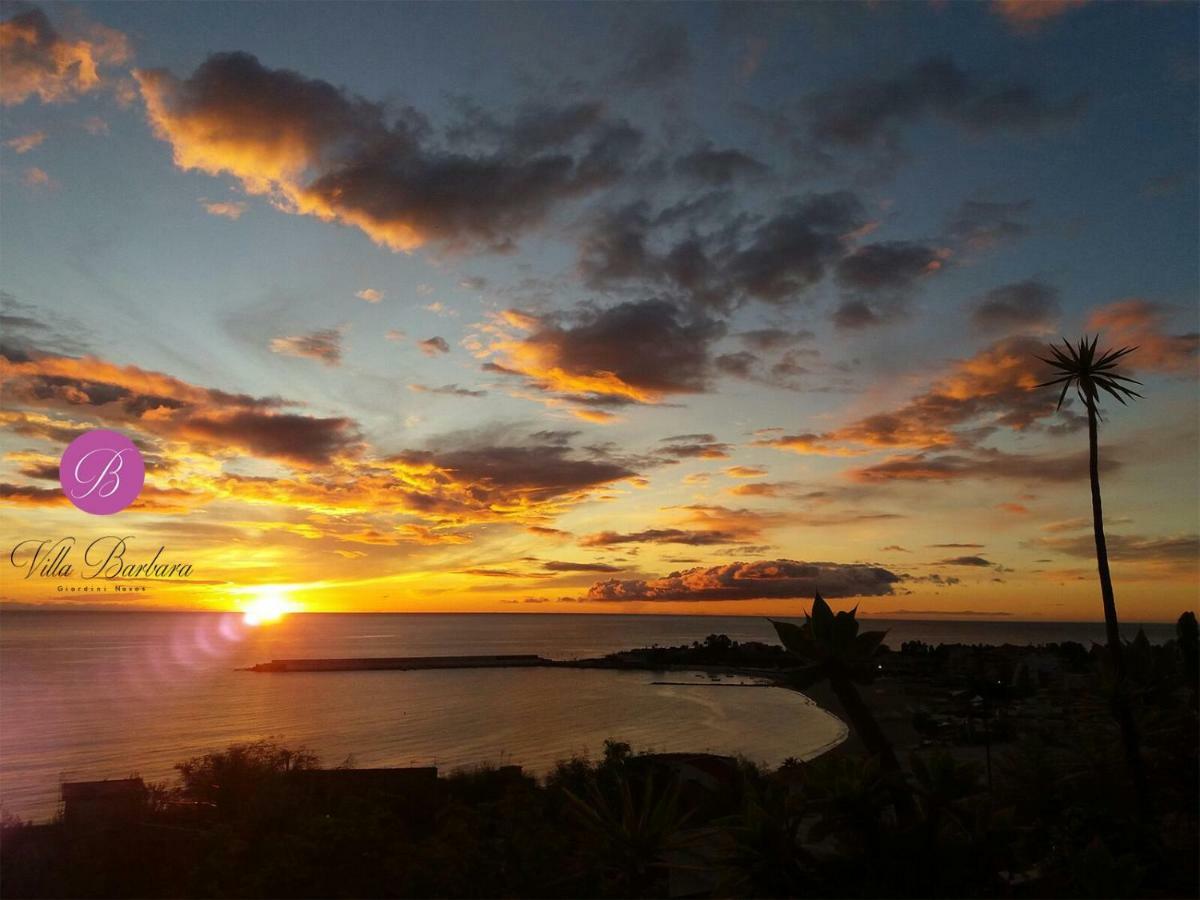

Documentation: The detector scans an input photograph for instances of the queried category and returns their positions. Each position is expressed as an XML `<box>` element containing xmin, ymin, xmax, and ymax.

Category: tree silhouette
<box><xmin>1036</xmin><ymin>335</ymin><xmax>1149</xmax><ymax>815</ymax></box>
<box><xmin>772</xmin><ymin>595</ymin><xmax>915</xmax><ymax>820</ymax></box>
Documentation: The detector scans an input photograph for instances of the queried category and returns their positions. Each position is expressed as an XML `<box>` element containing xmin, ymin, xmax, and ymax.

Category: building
<box><xmin>61</xmin><ymin>778</ymin><xmax>146</xmax><ymax>829</ymax></box>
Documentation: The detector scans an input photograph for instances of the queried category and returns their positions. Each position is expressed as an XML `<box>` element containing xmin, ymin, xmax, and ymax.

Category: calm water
<box><xmin>0</xmin><ymin>612</ymin><xmax>1178</xmax><ymax>822</ymax></box>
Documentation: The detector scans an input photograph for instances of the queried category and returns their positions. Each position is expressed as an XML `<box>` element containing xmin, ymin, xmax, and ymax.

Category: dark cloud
<box><xmin>833</xmin><ymin>300</ymin><xmax>882</xmax><ymax>330</ymax></box>
<box><xmin>836</xmin><ymin>241</ymin><xmax>944</xmax><ymax>293</ymax></box>
<box><xmin>945</xmin><ymin>199</ymin><xmax>1033</xmax><ymax>250</ymax></box>
<box><xmin>181</xmin><ymin>411</ymin><xmax>360</xmax><ymax>465</ymax></box>
<box><xmin>409</xmin><ymin>383</ymin><xmax>486</xmax><ymax>398</ymax></box>
<box><xmin>580</xmin><ymin>529</ymin><xmax>743</xmax><ymax>547</ymax></box>
<box><xmin>578</xmin><ymin>191</ymin><xmax>866</xmax><ymax>312</ymax></box>
<box><xmin>584</xmin><ymin>559</ymin><xmax>901</xmax><ymax>602</ymax></box>
<box><xmin>847</xmin><ymin>447</ymin><xmax>1117</xmax><ymax>484</ymax></box>
<box><xmin>13</xmin><ymin>458</ymin><xmax>59</xmax><ymax>481</ymax></box>
<box><xmin>0</xmin><ymin>482</ymin><xmax>67</xmax><ymax>505</ymax></box>
<box><xmin>138</xmin><ymin>52</ymin><xmax>641</xmax><ymax>253</ymax></box>
<box><xmin>806</xmin><ymin>56</ymin><xmax>1085</xmax><ymax>153</ymax></box>
<box><xmin>674</xmin><ymin>143</ymin><xmax>767</xmax><ymax>185</ymax></box>
<box><xmin>269</xmin><ymin>328</ymin><xmax>343</xmax><ymax>366</ymax></box>
<box><xmin>1</xmin><ymin>291</ymin><xmax>91</xmax><ymax>357</ymax></box>
<box><xmin>482</xmin><ymin>299</ymin><xmax>725</xmax><ymax>413</ymax></box>
<box><xmin>901</xmin><ymin>574</ymin><xmax>963</xmax><ymax>586</ymax></box>
<box><xmin>1141</xmin><ymin>172</ymin><xmax>1192</xmax><ymax>199</ymax></box>
<box><xmin>726</xmin><ymin>192</ymin><xmax>866</xmax><ymax>303</ymax></box>
<box><xmin>972</xmin><ymin>280</ymin><xmax>1060</xmax><ymax>334</ymax></box>
<box><xmin>580</xmin><ymin>504</ymin><xmax>779</xmax><ymax>548</ymax></box>
<box><xmin>393</xmin><ymin>428</ymin><xmax>637</xmax><ymax>505</ymax></box>
<box><xmin>1027</xmin><ymin>533</ymin><xmax>1199</xmax><ymax>565</ymax></box>
<box><xmin>737</xmin><ymin>328</ymin><xmax>815</xmax><ymax>351</ymax></box>
<box><xmin>541</xmin><ymin>561</ymin><xmax>623</xmax><ymax>573</ymax></box>
<box><xmin>616</xmin><ymin>22</ymin><xmax>691</xmax><ymax>89</ymax></box>
<box><xmin>460</xmin><ymin>568</ymin><xmax>552</xmax><ymax>579</ymax></box>
<box><xmin>715</xmin><ymin>351</ymin><xmax>759</xmax><ymax>379</ymax></box>
<box><xmin>578</xmin><ymin>203</ymin><xmax>657</xmax><ymax>287</ymax></box>
<box><xmin>449</xmin><ymin>101</ymin><xmax>607</xmax><ymax>155</ymax></box>
<box><xmin>658</xmin><ymin>434</ymin><xmax>733</xmax><ymax>459</ymax></box>
<box><xmin>937</xmin><ymin>555</ymin><xmax>994</xmax><ymax>567</ymax></box>
<box><xmin>528</xmin><ymin>525</ymin><xmax>571</xmax><ymax>538</ymax></box>
<box><xmin>419</xmin><ymin>336</ymin><xmax>451</xmax><ymax>356</ymax></box>
<box><xmin>832</xmin><ymin>241</ymin><xmax>947</xmax><ymax>329</ymax></box>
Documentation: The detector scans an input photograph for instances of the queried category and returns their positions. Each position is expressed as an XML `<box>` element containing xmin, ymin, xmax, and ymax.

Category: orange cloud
<box><xmin>757</xmin><ymin>335</ymin><xmax>1061</xmax><ymax>456</ymax></box>
<box><xmin>1</xmin><ymin>345</ymin><xmax>359</xmax><ymax>465</ymax></box>
<box><xmin>1085</xmin><ymin>299</ymin><xmax>1199</xmax><ymax>374</ymax></box>
<box><xmin>1</xmin><ymin>7</ymin><xmax>129</xmax><ymax>106</ymax></box>
<box><xmin>2</xmin><ymin>346</ymin><xmax>643</xmax><ymax>554</ymax></box>
<box><xmin>22</xmin><ymin>166</ymin><xmax>51</xmax><ymax>187</ymax></box>
<box><xmin>725</xmin><ymin>465</ymin><xmax>767</xmax><ymax>478</ymax></box>
<box><xmin>201</xmin><ymin>199</ymin><xmax>247</xmax><ymax>219</ymax></box>
<box><xmin>992</xmin><ymin>0</ymin><xmax>1087</xmax><ymax>30</ymax></box>
<box><xmin>5</xmin><ymin>130</ymin><xmax>46</xmax><ymax>153</ymax></box>
<box><xmin>728</xmin><ymin>481</ymin><xmax>788</xmax><ymax>497</ymax></box>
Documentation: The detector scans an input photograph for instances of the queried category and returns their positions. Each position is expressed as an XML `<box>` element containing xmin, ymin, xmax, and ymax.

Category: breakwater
<box><xmin>244</xmin><ymin>654</ymin><xmax>553</xmax><ymax>672</ymax></box>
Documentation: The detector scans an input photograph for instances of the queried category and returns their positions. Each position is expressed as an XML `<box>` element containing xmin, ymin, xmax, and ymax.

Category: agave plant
<box><xmin>562</xmin><ymin>773</ymin><xmax>692</xmax><ymax>897</ymax></box>
<box><xmin>714</xmin><ymin>782</ymin><xmax>816</xmax><ymax>897</ymax></box>
<box><xmin>771</xmin><ymin>594</ymin><xmax>902</xmax><ymax>781</ymax></box>
<box><xmin>1036</xmin><ymin>336</ymin><xmax>1148</xmax><ymax>814</ymax></box>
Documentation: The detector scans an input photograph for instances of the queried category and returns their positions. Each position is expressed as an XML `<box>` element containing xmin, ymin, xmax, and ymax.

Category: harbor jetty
<box><xmin>244</xmin><ymin>654</ymin><xmax>553</xmax><ymax>673</ymax></box>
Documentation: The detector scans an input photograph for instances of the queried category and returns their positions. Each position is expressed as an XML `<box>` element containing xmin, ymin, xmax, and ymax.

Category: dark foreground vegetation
<box><xmin>2</xmin><ymin>613</ymin><xmax>1196</xmax><ymax>899</ymax></box>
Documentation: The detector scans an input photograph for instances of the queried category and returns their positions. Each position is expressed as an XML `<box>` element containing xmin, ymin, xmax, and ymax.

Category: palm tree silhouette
<box><xmin>1036</xmin><ymin>335</ymin><xmax>1148</xmax><ymax>814</ymax></box>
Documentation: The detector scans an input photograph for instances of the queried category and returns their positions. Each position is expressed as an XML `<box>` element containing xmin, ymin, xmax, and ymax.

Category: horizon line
<box><xmin>0</xmin><ymin>606</ymin><xmax>1188</xmax><ymax>625</ymax></box>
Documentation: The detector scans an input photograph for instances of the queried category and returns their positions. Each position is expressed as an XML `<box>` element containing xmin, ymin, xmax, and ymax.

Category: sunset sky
<box><xmin>2</xmin><ymin>0</ymin><xmax>1197</xmax><ymax>620</ymax></box>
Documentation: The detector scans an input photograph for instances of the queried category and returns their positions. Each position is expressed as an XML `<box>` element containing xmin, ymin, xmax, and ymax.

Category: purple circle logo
<box><xmin>59</xmin><ymin>429</ymin><xmax>145</xmax><ymax>515</ymax></box>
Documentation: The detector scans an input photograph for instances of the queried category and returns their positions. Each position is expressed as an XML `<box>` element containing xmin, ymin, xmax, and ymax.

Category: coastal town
<box><xmin>3</xmin><ymin>613</ymin><xmax>1196</xmax><ymax>897</ymax></box>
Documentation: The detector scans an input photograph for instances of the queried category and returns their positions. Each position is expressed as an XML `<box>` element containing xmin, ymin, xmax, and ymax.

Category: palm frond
<box><xmin>1033</xmin><ymin>334</ymin><xmax>1143</xmax><ymax>414</ymax></box>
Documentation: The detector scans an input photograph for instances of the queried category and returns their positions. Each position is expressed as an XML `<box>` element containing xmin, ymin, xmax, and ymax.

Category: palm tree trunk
<box><xmin>1088</xmin><ymin>401</ymin><xmax>1122</xmax><ymax>662</ymax></box>
<box><xmin>1086</xmin><ymin>399</ymin><xmax>1150</xmax><ymax>817</ymax></box>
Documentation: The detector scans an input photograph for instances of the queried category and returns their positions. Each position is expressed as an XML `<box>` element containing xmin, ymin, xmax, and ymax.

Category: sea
<box><xmin>0</xmin><ymin>612</ymin><xmax>1180</xmax><ymax>823</ymax></box>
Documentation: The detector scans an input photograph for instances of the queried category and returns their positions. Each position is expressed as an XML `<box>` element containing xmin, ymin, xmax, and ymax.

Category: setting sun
<box><xmin>242</xmin><ymin>589</ymin><xmax>296</xmax><ymax>626</ymax></box>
